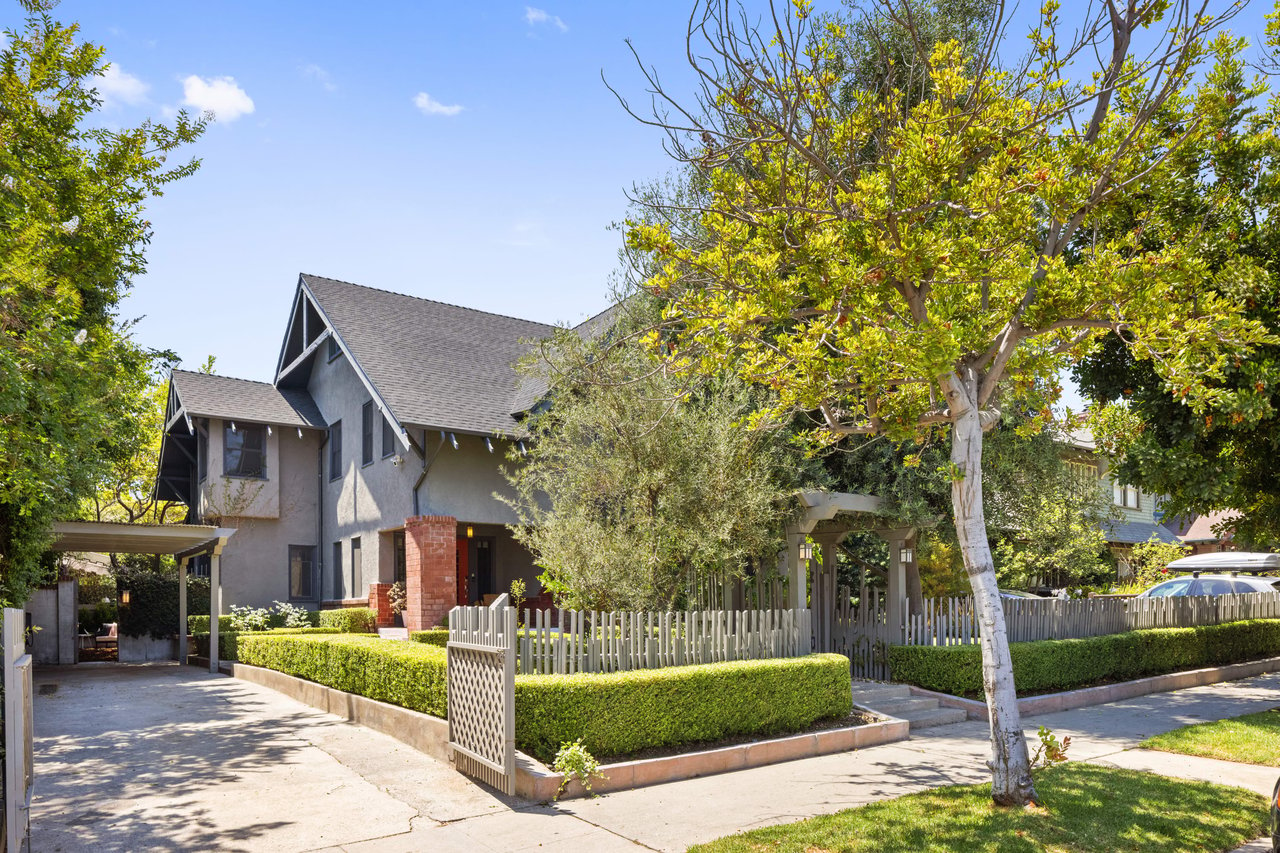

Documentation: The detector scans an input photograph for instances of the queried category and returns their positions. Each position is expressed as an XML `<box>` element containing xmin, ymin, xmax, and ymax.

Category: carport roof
<box><xmin>51</xmin><ymin>521</ymin><xmax>235</xmax><ymax>558</ymax></box>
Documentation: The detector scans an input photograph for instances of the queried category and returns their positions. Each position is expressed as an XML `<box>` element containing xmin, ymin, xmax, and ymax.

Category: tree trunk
<box><xmin>951</xmin><ymin>398</ymin><xmax>1038</xmax><ymax>806</ymax></box>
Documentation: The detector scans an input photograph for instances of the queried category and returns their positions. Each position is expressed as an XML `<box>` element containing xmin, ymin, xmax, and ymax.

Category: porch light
<box><xmin>120</xmin><ymin>589</ymin><xmax>131</xmax><ymax>606</ymax></box>
<box><xmin>484</xmin><ymin>437</ymin><xmax>494</xmax><ymax>453</ymax></box>
<box><xmin>799</xmin><ymin>541</ymin><xmax>814</xmax><ymax>561</ymax></box>
<box><xmin>900</xmin><ymin>546</ymin><xmax>915</xmax><ymax>564</ymax></box>
<box><xmin>466</xmin><ymin>525</ymin><xmax>474</xmax><ymax>539</ymax></box>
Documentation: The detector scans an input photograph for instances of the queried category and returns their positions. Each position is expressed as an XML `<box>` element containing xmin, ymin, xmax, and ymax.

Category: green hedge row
<box><xmin>236</xmin><ymin>634</ymin><xmax>447</xmax><ymax>717</ymax></box>
<box><xmin>514</xmin><ymin>653</ymin><xmax>852</xmax><ymax>763</ymax></box>
<box><xmin>409</xmin><ymin>629</ymin><xmax>449</xmax><ymax>648</ymax></box>
<box><xmin>195</xmin><ymin>628</ymin><xmax>340</xmax><ymax>660</ymax></box>
<box><xmin>888</xmin><ymin>618</ymin><xmax>1280</xmax><ymax>698</ymax></box>
<box><xmin>232</xmin><ymin>633</ymin><xmax>852</xmax><ymax>765</ymax></box>
<box><xmin>188</xmin><ymin>612</ymin><xmax>322</xmax><ymax>633</ymax></box>
<box><xmin>318</xmin><ymin>607</ymin><xmax>377</xmax><ymax>633</ymax></box>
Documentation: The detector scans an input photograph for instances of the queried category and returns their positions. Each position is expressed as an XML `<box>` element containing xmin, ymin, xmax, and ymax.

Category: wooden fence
<box><xmin>516</xmin><ymin>607</ymin><xmax>812</xmax><ymax>675</ymax></box>
<box><xmin>904</xmin><ymin>590</ymin><xmax>1280</xmax><ymax>646</ymax></box>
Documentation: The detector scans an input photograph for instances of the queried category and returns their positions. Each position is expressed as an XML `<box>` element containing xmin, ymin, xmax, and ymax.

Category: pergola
<box><xmin>51</xmin><ymin>521</ymin><xmax>235</xmax><ymax>672</ymax></box>
<box><xmin>783</xmin><ymin>491</ymin><xmax>919</xmax><ymax>650</ymax></box>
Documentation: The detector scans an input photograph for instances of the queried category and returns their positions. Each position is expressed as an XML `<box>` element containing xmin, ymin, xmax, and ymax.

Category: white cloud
<box><xmin>413</xmin><ymin>91</ymin><xmax>463</xmax><ymax>117</ymax></box>
<box><xmin>524</xmin><ymin>7</ymin><xmax>567</xmax><ymax>32</ymax></box>
<box><xmin>180</xmin><ymin>75</ymin><xmax>255</xmax><ymax>122</ymax></box>
<box><xmin>97</xmin><ymin>63</ymin><xmax>149</xmax><ymax>108</ymax></box>
<box><xmin>300</xmin><ymin>63</ymin><xmax>336</xmax><ymax>92</ymax></box>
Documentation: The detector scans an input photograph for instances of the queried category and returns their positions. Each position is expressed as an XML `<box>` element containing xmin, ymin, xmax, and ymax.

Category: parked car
<box><xmin>1135</xmin><ymin>574</ymin><xmax>1280</xmax><ymax>598</ymax></box>
<box><xmin>1271</xmin><ymin>775</ymin><xmax>1279</xmax><ymax>852</ymax></box>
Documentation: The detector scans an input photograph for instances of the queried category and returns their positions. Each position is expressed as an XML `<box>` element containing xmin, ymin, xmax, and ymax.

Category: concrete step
<box><xmin>864</xmin><ymin>697</ymin><xmax>946</xmax><ymax>716</ymax></box>
<box><xmin>850</xmin><ymin>684</ymin><xmax>912</xmax><ymax>705</ymax></box>
<box><xmin>897</xmin><ymin>705</ymin><xmax>968</xmax><ymax>729</ymax></box>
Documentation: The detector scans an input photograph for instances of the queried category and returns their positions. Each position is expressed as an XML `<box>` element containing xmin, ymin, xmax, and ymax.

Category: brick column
<box><xmin>368</xmin><ymin>582</ymin><xmax>394</xmax><ymax>628</ymax></box>
<box><xmin>404</xmin><ymin>515</ymin><xmax>458</xmax><ymax>631</ymax></box>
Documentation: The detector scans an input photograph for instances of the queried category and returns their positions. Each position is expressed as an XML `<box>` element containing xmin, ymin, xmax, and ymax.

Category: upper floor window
<box><xmin>382</xmin><ymin>415</ymin><xmax>396</xmax><ymax>458</ymax></box>
<box><xmin>1066</xmin><ymin>461</ymin><xmax>1097</xmax><ymax>495</ymax></box>
<box><xmin>1113</xmin><ymin>481</ymin><xmax>1140</xmax><ymax>509</ymax></box>
<box><xmin>327</xmin><ymin>335</ymin><xmax>341</xmax><ymax>362</ymax></box>
<box><xmin>224</xmin><ymin>423</ymin><xmax>266</xmax><ymax>478</ymax></box>
<box><xmin>361</xmin><ymin>401</ymin><xmax>375</xmax><ymax>466</ymax></box>
<box><xmin>329</xmin><ymin>420</ymin><xmax>342</xmax><ymax>480</ymax></box>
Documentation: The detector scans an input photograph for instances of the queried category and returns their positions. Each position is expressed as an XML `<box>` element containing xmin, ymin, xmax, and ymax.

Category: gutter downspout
<box><xmin>411</xmin><ymin>430</ymin><xmax>447</xmax><ymax>517</ymax></box>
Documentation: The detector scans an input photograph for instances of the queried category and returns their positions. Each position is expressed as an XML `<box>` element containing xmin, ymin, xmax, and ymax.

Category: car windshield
<box><xmin>1145</xmin><ymin>578</ymin><xmax>1194</xmax><ymax>597</ymax></box>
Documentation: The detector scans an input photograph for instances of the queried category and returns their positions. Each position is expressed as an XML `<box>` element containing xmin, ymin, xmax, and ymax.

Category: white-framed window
<box><xmin>1113</xmin><ymin>481</ymin><xmax>1140</xmax><ymax>509</ymax></box>
<box><xmin>1066</xmin><ymin>461</ymin><xmax>1098</xmax><ymax>494</ymax></box>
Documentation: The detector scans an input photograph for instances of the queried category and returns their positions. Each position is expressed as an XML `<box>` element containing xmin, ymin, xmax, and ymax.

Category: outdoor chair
<box><xmin>95</xmin><ymin>622</ymin><xmax>118</xmax><ymax>649</ymax></box>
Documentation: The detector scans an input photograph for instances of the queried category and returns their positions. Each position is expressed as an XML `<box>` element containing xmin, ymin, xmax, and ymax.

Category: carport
<box><xmin>50</xmin><ymin>520</ymin><xmax>235</xmax><ymax>671</ymax></box>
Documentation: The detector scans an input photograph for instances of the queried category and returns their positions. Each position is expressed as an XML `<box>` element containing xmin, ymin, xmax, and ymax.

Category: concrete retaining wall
<box><xmin>908</xmin><ymin>655</ymin><xmax>1280</xmax><ymax>720</ymax></box>
<box><xmin>119</xmin><ymin>634</ymin><xmax>178</xmax><ymax>662</ymax></box>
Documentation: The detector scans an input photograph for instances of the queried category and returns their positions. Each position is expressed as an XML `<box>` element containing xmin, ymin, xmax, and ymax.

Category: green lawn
<box><xmin>688</xmin><ymin>763</ymin><xmax>1265</xmax><ymax>853</ymax></box>
<box><xmin>1141</xmin><ymin>708</ymin><xmax>1280</xmax><ymax>766</ymax></box>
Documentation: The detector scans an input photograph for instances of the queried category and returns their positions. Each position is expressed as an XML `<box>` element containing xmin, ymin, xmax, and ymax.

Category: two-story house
<box><xmin>157</xmin><ymin>274</ymin><xmax>588</xmax><ymax>630</ymax></box>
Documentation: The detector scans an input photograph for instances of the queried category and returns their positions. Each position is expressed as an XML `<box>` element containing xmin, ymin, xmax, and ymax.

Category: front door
<box><xmin>467</xmin><ymin>537</ymin><xmax>495</xmax><ymax>603</ymax></box>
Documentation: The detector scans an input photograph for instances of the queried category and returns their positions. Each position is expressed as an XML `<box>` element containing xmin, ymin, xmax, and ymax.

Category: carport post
<box><xmin>178</xmin><ymin>557</ymin><xmax>188</xmax><ymax>665</ymax></box>
<box><xmin>210</xmin><ymin>553</ymin><xmax>221</xmax><ymax>674</ymax></box>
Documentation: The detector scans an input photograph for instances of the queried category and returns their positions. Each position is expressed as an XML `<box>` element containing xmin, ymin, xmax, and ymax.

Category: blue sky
<box><xmin>19</xmin><ymin>1</ymin><xmax>1277</xmax><ymax>396</ymax></box>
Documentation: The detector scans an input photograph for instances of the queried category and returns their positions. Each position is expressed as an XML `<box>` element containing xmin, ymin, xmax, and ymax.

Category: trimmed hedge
<box><xmin>889</xmin><ymin>618</ymin><xmax>1280</xmax><ymax>698</ymax></box>
<box><xmin>318</xmin><ymin>607</ymin><xmax>377</xmax><ymax>633</ymax></box>
<box><xmin>188</xmin><ymin>611</ymin><xmax>321</xmax><ymax>633</ymax></box>
<box><xmin>409</xmin><ymin>629</ymin><xmax>449</xmax><ymax>648</ymax></box>
<box><xmin>514</xmin><ymin>653</ymin><xmax>853</xmax><ymax>763</ymax></box>
<box><xmin>195</xmin><ymin>627</ymin><xmax>340</xmax><ymax>660</ymax></box>
<box><xmin>236</xmin><ymin>633</ymin><xmax>447</xmax><ymax>717</ymax></box>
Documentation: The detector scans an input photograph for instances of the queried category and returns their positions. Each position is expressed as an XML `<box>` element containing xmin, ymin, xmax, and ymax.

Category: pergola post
<box><xmin>209</xmin><ymin>553</ymin><xmax>221</xmax><ymax>674</ymax></box>
<box><xmin>784</xmin><ymin>530</ymin><xmax>806</xmax><ymax>610</ymax></box>
<box><xmin>178</xmin><ymin>557</ymin><xmax>188</xmax><ymax>665</ymax></box>
<box><xmin>878</xmin><ymin>527</ymin><xmax>915</xmax><ymax>644</ymax></box>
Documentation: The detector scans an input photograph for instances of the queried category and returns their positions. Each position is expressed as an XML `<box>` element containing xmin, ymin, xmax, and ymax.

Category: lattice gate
<box><xmin>446</xmin><ymin>595</ymin><xmax>516</xmax><ymax>794</ymax></box>
<box><xmin>3</xmin><ymin>608</ymin><xmax>33</xmax><ymax>853</ymax></box>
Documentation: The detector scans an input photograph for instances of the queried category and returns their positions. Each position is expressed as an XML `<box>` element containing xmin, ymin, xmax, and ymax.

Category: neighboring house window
<box><xmin>1113</xmin><ymin>481</ymin><xmax>1140</xmax><ymax>509</ymax></box>
<box><xmin>382</xmin><ymin>416</ymin><xmax>396</xmax><ymax>458</ymax></box>
<box><xmin>332</xmin><ymin>541</ymin><xmax>343</xmax><ymax>599</ymax></box>
<box><xmin>351</xmin><ymin>536</ymin><xmax>362</xmax><ymax>599</ymax></box>
<box><xmin>329</xmin><ymin>420</ymin><xmax>342</xmax><ymax>480</ymax></box>
<box><xmin>289</xmin><ymin>545</ymin><xmax>316</xmax><ymax>600</ymax></box>
<box><xmin>361</xmin><ymin>401</ymin><xmax>374</xmax><ymax>466</ymax></box>
<box><xmin>224</xmin><ymin>423</ymin><xmax>267</xmax><ymax>478</ymax></box>
<box><xmin>1066</xmin><ymin>461</ymin><xmax>1097</xmax><ymax>494</ymax></box>
<box><xmin>327</xmin><ymin>335</ymin><xmax>341</xmax><ymax>362</ymax></box>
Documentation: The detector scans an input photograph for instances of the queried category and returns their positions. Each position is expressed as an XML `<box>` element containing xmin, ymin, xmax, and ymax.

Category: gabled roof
<box><xmin>508</xmin><ymin>300</ymin><xmax>628</xmax><ymax>417</ymax></box>
<box><xmin>1178</xmin><ymin>510</ymin><xmax>1240</xmax><ymax>543</ymax></box>
<box><xmin>169</xmin><ymin>370</ymin><xmax>326</xmax><ymax>429</ymax></box>
<box><xmin>298</xmin><ymin>274</ymin><xmax>557</xmax><ymax>436</ymax></box>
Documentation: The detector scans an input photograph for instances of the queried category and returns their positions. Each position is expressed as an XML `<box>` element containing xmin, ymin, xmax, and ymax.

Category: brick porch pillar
<box><xmin>368</xmin><ymin>582</ymin><xmax>394</xmax><ymax>628</ymax></box>
<box><xmin>404</xmin><ymin>515</ymin><xmax>458</xmax><ymax>631</ymax></box>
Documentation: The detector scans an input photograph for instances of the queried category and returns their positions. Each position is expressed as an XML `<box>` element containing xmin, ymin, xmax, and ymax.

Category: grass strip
<box><xmin>1141</xmin><ymin>707</ymin><xmax>1280</xmax><ymax>766</ymax></box>
<box><xmin>688</xmin><ymin>763</ymin><xmax>1265</xmax><ymax>853</ymax></box>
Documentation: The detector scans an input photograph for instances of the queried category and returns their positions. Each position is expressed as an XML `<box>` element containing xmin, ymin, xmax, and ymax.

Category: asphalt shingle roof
<box><xmin>301</xmin><ymin>274</ymin><xmax>557</xmax><ymax>435</ymax></box>
<box><xmin>1105</xmin><ymin>519</ymin><xmax>1181</xmax><ymax>545</ymax></box>
<box><xmin>171</xmin><ymin>370</ymin><xmax>326</xmax><ymax>428</ymax></box>
<box><xmin>507</xmin><ymin>300</ymin><xmax>628</xmax><ymax>416</ymax></box>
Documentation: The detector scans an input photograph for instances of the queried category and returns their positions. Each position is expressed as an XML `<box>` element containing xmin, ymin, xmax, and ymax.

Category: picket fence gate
<box><xmin>446</xmin><ymin>595</ymin><xmax>516</xmax><ymax>794</ymax></box>
<box><xmin>516</xmin><ymin>607</ymin><xmax>812</xmax><ymax>676</ymax></box>
<box><xmin>2</xmin><ymin>608</ymin><xmax>33</xmax><ymax>853</ymax></box>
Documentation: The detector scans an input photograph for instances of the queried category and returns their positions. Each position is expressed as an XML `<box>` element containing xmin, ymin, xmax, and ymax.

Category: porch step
<box><xmin>896</xmin><ymin>705</ymin><xmax>968</xmax><ymax>729</ymax></box>
<box><xmin>850</xmin><ymin>682</ymin><xmax>911</xmax><ymax>706</ymax></box>
<box><xmin>865</xmin><ymin>697</ymin><xmax>947</xmax><ymax>716</ymax></box>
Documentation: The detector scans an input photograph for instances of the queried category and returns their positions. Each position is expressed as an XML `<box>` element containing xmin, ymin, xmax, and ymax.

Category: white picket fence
<box><xmin>904</xmin><ymin>590</ymin><xmax>1280</xmax><ymax>646</ymax></box>
<box><xmin>517</xmin><ymin>607</ymin><xmax>812</xmax><ymax>675</ymax></box>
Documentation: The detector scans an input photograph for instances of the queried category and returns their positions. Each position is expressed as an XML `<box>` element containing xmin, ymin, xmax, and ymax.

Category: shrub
<box><xmin>235</xmin><ymin>633</ymin><xmax>447</xmax><ymax>716</ymax></box>
<box><xmin>228</xmin><ymin>605</ymin><xmax>272</xmax><ymax>633</ymax></box>
<box><xmin>78</xmin><ymin>601</ymin><xmax>117</xmax><ymax>634</ymax></box>
<box><xmin>888</xmin><ymin>619</ymin><xmax>1280</xmax><ymax>698</ymax></box>
<box><xmin>409</xmin><ymin>629</ymin><xmax>449</xmax><ymax>648</ymax></box>
<box><xmin>117</xmin><ymin>567</ymin><xmax>210</xmax><ymax>639</ymax></box>
<box><xmin>189</xmin><ymin>609</ymin><xmax>321</xmax><ymax>634</ymax></box>
<box><xmin>194</xmin><ymin>627</ymin><xmax>340</xmax><ymax>661</ymax></box>
<box><xmin>514</xmin><ymin>653</ymin><xmax>852</xmax><ymax>763</ymax></box>
<box><xmin>318</xmin><ymin>607</ymin><xmax>377</xmax><ymax>633</ymax></box>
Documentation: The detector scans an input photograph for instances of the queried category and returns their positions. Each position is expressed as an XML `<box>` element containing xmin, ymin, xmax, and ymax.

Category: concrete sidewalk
<box><xmin>30</xmin><ymin>664</ymin><xmax>1280</xmax><ymax>852</ymax></box>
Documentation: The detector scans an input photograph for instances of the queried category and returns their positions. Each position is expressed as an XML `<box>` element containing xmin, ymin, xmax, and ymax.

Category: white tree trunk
<box><xmin>950</xmin><ymin>391</ymin><xmax>1038</xmax><ymax>806</ymax></box>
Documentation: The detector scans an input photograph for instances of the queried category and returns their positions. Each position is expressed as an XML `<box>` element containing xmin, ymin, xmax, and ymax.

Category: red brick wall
<box><xmin>368</xmin><ymin>582</ymin><xmax>394</xmax><ymax>628</ymax></box>
<box><xmin>404</xmin><ymin>515</ymin><xmax>457</xmax><ymax>631</ymax></box>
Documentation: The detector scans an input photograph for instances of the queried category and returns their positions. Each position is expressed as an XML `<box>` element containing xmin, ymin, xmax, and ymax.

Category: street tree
<box><xmin>0</xmin><ymin>9</ymin><xmax>205</xmax><ymax>603</ymax></box>
<box><xmin>621</xmin><ymin>0</ymin><xmax>1273</xmax><ymax>804</ymax></box>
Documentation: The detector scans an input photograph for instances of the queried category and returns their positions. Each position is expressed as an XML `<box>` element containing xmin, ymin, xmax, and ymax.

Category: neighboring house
<box><xmin>158</xmin><ymin>274</ymin><xmax>598</xmax><ymax>630</ymax></box>
<box><xmin>1168</xmin><ymin>509</ymin><xmax>1240</xmax><ymax>555</ymax></box>
<box><xmin>1061</xmin><ymin>429</ymin><xmax>1180</xmax><ymax>577</ymax></box>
